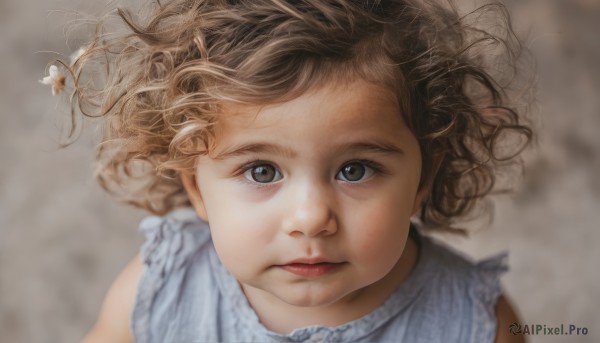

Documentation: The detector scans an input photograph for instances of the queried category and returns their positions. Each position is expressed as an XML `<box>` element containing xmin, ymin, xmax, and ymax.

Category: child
<box><xmin>43</xmin><ymin>0</ymin><xmax>532</xmax><ymax>342</ymax></box>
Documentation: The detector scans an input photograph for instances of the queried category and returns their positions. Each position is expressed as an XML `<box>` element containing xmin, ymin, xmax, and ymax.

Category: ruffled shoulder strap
<box><xmin>131</xmin><ymin>207</ymin><xmax>210</xmax><ymax>343</ymax></box>
<box><xmin>469</xmin><ymin>251</ymin><xmax>509</xmax><ymax>343</ymax></box>
<box><xmin>417</xmin><ymin>234</ymin><xmax>509</xmax><ymax>343</ymax></box>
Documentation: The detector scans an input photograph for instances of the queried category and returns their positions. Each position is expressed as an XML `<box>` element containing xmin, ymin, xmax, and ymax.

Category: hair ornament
<box><xmin>39</xmin><ymin>65</ymin><xmax>65</xmax><ymax>96</ymax></box>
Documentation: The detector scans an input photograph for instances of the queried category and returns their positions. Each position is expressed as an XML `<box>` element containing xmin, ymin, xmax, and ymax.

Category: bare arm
<box><xmin>494</xmin><ymin>294</ymin><xmax>526</xmax><ymax>343</ymax></box>
<box><xmin>81</xmin><ymin>254</ymin><xmax>143</xmax><ymax>343</ymax></box>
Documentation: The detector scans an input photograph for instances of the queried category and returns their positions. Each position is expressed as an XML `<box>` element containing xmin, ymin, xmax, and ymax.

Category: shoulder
<box><xmin>419</xmin><ymin>233</ymin><xmax>509</xmax><ymax>294</ymax></box>
<box><xmin>82</xmin><ymin>254</ymin><xmax>143</xmax><ymax>343</ymax></box>
<box><xmin>138</xmin><ymin>207</ymin><xmax>211</xmax><ymax>264</ymax></box>
<box><xmin>494</xmin><ymin>295</ymin><xmax>526</xmax><ymax>343</ymax></box>
<box><xmin>416</xmin><ymin>234</ymin><xmax>511</xmax><ymax>342</ymax></box>
<box><xmin>84</xmin><ymin>208</ymin><xmax>213</xmax><ymax>343</ymax></box>
<box><xmin>132</xmin><ymin>208</ymin><xmax>218</xmax><ymax>342</ymax></box>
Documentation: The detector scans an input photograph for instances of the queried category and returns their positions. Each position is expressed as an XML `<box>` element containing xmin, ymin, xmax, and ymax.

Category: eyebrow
<box><xmin>212</xmin><ymin>140</ymin><xmax>405</xmax><ymax>160</ymax></box>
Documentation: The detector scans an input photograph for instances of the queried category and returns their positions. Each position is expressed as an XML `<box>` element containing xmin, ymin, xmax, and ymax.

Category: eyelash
<box><xmin>234</xmin><ymin>158</ymin><xmax>387</xmax><ymax>188</ymax></box>
<box><xmin>339</xmin><ymin>159</ymin><xmax>387</xmax><ymax>180</ymax></box>
<box><xmin>236</xmin><ymin>159</ymin><xmax>282</xmax><ymax>189</ymax></box>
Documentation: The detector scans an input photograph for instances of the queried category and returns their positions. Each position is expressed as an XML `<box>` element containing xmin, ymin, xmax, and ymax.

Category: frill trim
<box><xmin>470</xmin><ymin>251</ymin><xmax>509</xmax><ymax>343</ymax></box>
<box><xmin>132</xmin><ymin>207</ymin><xmax>208</xmax><ymax>343</ymax></box>
<box><xmin>138</xmin><ymin>207</ymin><xmax>204</xmax><ymax>276</ymax></box>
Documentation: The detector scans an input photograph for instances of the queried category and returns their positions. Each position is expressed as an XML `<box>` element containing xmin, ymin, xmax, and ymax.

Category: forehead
<box><xmin>215</xmin><ymin>79</ymin><xmax>401</xmax><ymax>132</ymax></box>
<box><xmin>204</xmin><ymin>79</ymin><xmax>415</xmax><ymax>160</ymax></box>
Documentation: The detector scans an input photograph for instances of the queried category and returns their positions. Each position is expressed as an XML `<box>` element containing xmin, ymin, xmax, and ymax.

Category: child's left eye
<box><xmin>336</xmin><ymin>160</ymin><xmax>382</xmax><ymax>182</ymax></box>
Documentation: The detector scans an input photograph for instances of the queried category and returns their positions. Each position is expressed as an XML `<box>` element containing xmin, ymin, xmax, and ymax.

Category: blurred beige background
<box><xmin>1</xmin><ymin>0</ymin><xmax>598</xmax><ymax>342</ymax></box>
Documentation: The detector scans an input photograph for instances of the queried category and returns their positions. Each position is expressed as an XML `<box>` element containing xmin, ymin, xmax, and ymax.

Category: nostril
<box><xmin>288</xmin><ymin>230</ymin><xmax>303</xmax><ymax>238</ymax></box>
<box><xmin>281</xmin><ymin>195</ymin><xmax>338</xmax><ymax>237</ymax></box>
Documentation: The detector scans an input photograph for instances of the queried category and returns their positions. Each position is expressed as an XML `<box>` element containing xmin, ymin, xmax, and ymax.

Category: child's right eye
<box><xmin>242</xmin><ymin>163</ymin><xmax>283</xmax><ymax>183</ymax></box>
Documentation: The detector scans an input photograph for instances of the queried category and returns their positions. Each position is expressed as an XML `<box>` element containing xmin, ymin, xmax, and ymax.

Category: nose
<box><xmin>282</xmin><ymin>180</ymin><xmax>338</xmax><ymax>238</ymax></box>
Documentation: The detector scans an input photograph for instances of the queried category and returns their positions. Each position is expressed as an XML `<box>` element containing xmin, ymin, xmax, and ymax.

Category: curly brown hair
<box><xmin>59</xmin><ymin>0</ymin><xmax>533</xmax><ymax>230</ymax></box>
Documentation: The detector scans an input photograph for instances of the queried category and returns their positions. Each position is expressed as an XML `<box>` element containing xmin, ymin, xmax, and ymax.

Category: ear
<box><xmin>181</xmin><ymin>171</ymin><xmax>209</xmax><ymax>221</ymax></box>
<box><xmin>411</xmin><ymin>153</ymin><xmax>443</xmax><ymax>216</ymax></box>
<box><xmin>411</xmin><ymin>186</ymin><xmax>429</xmax><ymax>216</ymax></box>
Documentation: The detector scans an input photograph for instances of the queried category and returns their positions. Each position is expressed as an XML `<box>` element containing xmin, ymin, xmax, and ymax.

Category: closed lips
<box><xmin>279</xmin><ymin>261</ymin><xmax>346</xmax><ymax>277</ymax></box>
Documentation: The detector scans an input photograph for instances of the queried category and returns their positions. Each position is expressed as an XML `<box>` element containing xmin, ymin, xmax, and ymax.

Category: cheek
<box><xmin>207</xmin><ymin>201</ymin><xmax>260</xmax><ymax>247</ymax></box>
<box><xmin>203</xmin><ymin>193</ymin><xmax>278</xmax><ymax>273</ymax></box>
<box><xmin>209</xmin><ymin>214</ymin><xmax>263</xmax><ymax>280</ymax></box>
<box><xmin>345</xmin><ymin>192</ymin><xmax>414</xmax><ymax>263</ymax></box>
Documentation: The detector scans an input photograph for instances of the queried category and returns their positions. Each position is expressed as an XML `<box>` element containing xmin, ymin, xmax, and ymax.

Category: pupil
<box><xmin>343</xmin><ymin>163</ymin><xmax>365</xmax><ymax>181</ymax></box>
<box><xmin>252</xmin><ymin>165</ymin><xmax>275</xmax><ymax>183</ymax></box>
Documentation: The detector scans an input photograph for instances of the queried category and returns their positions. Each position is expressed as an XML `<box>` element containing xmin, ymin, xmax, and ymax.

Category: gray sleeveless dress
<box><xmin>131</xmin><ymin>207</ymin><xmax>507</xmax><ymax>343</ymax></box>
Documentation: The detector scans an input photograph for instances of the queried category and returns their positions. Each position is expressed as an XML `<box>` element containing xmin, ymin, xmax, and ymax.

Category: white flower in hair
<box><xmin>39</xmin><ymin>65</ymin><xmax>66</xmax><ymax>96</ymax></box>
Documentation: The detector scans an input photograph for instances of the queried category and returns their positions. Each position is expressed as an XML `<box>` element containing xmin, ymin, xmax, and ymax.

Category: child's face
<box><xmin>183</xmin><ymin>79</ymin><xmax>424</xmax><ymax>310</ymax></box>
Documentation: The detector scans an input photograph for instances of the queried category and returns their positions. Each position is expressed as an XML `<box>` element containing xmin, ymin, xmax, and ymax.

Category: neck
<box><xmin>242</xmin><ymin>236</ymin><xmax>419</xmax><ymax>334</ymax></box>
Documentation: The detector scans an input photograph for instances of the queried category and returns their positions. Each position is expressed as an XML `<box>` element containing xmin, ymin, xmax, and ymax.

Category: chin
<box><xmin>275</xmin><ymin>285</ymin><xmax>351</xmax><ymax>308</ymax></box>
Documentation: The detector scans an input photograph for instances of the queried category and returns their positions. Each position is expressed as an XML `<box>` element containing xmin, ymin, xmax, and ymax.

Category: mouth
<box><xmin>278</xmin><ymin>260</ymin><xmax>346</xmax><ymax>278</ymax></box>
